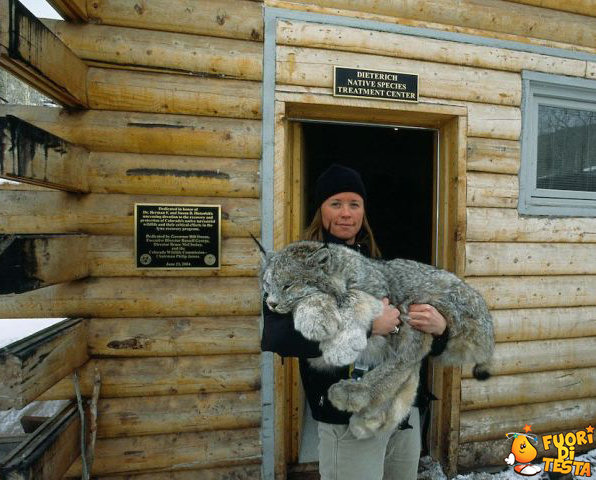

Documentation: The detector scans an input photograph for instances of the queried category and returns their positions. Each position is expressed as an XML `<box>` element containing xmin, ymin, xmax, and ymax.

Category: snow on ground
<box><xmin>0</xmin><ymin>318</ymin><xmax>65</xmax><ymax>349</ymax></box>
<box><xmin>0</xmin><ymin>401</ymin><xmax>67</xmax><ymax>435</ymax></box>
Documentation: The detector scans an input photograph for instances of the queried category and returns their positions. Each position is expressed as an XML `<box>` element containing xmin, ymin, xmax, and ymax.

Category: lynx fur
<box><xmin>261</xmin><ymin>241</ymin><xmax>494</xmax><ymax>439</ymax></box>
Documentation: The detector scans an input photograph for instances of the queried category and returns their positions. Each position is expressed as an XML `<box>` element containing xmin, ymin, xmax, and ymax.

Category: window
<box><xmin>519</xmin><ymin>71</ymin><xmax>596</xmax><ymax>216</ymax></box>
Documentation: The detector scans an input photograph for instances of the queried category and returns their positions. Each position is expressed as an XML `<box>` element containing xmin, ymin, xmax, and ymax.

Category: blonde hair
<box><xmin>303</xmin><ymin>208</ymin><xmax>382</xmax><ymax>258</ymax></box>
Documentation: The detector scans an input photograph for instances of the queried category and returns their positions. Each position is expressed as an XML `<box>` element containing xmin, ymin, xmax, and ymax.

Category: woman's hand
<box><xmin>408</xmin><ymin>304</ymin><xmax>447</xmax><ymax>336</ymax></box>
<box><xmin>371</xmin><ymin>298</ymin><xmax>401</xmax><ymax>336</ymax></box>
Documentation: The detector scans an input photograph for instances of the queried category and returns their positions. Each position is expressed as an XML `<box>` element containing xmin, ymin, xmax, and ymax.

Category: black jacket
<box><xmin>260</xmin><ymin>236</ymin><xmax>449</xmax><ymax>424</ymax></box>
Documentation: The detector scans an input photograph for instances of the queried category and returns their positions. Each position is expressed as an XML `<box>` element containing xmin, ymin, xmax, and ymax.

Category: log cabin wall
<box><xmin>1</xmin><ymin>0</ymin><xmax>264</xmax><ymax>477</ymax></box>
<box><xmin>262</xmin><ymin>0</ymin><xmax>596</xmax><ymax>474</ymax></box>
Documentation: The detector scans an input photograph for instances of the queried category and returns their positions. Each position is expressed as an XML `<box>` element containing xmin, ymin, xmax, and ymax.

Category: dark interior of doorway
<box><xmin>302</xmin><ymin>122</ymin><xmax>435</xmax><ymax>263</ymax></box>
<box><xmin>301</xmin><ymin>121</ymin><xmax>437</xmax><ymax>457</ymax></box>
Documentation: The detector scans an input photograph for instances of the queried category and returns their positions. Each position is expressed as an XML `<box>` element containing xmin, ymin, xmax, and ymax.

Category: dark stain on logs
<box><xmin>126</xmin><ymin>122</ymin><xmax>185</xmax><ymax>129</ymax></box>
<box><xmin>125</xmin><ymin>168</ymin><xmax>230</xmax><ymax>180</ymax></box>
<box><xmin>0</xmin><ymin>235</ymin><xmax>41</xmax><ymax>294</ymax></box>
<box><xmin>107</xmin><ymin>336</ymin><xmax>152</xmax><ymax>350</ymax></box>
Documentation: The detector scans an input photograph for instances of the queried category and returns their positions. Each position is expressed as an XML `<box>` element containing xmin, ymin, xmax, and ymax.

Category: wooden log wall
<box><xmin>271</xmin><ymin>4</ymin><xmax>596</xmax><ymax>472</ymax></box>
<box><xmin>0</xmin><ymin>0</ymin><xmax>264</xmax><ymax>477</ymax></box>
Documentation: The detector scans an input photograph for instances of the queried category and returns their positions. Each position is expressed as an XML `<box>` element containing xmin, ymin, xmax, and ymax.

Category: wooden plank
<box><xmin>468</xmin><ymin>274</ymin><xmax>596</xmax><ymax>310</ymax></box>
<box><xmin>0</xmin><ymin>105</ymin><xmax>262</xmax><ymax>158</ymax></box>
<box><xmin>0</xmin><ymin>319</ymin><xmax>87</xmax><ymax>409</ymax></box>
<box><xmin>86</xmin><ymin>0</ymin><xmax>263</xmax><ymax>42</ymax></box>
<box><xmin>467</xmin><ymin>137</ymin><xmax>520</xmax><ymax>174</ymax></box>
<box><xmin>461</xmin><ymin>367</ymin><xmax>596</xmax><ymax>411</ymax></box>
<box><xmin>0</xmin><ymin>190</ymin><xmax>259</xmax><ymax>237</ymax></box>
<box><xmin>588</xmin><ymin>61</ymin><xmax>596</xmax><ymax>79</ymax></box>
<box><xmin>88</xmin><ymin>236</ymin><xmax>260</xmax><ymax>277</ymax></box>
<box><xmin>460</xmin><ymin>397</ymin><xmax>596</xmax><ymax>443</ymax></box>
<box><xmin>88</xmin><ymin>316</ymin><xmax>260</xmax><ymax>357</ymax></box>
<box><xmin>46</xmin><ymin>0</ymin><xmax>87</xmax><ymax>22</ymax></box>
<box><xmin>467</xmin><ymin>172</ymin><xmax>518</xmax><ymax>208</ymax></box>
<box><xmin>467</xmin><ymin>207</ymin><xmax>596</xmax><ymax>243</ymax></box>
<box><xmin>493</xmin><ymin>306</ymin><xmax>596</xmax><ymax>342</ymax></box>
<box><xmin>64</xmin><ymin>428</ymin><xmax>261</xmax><ymax>477</ymax></box>
<box><xmin>466</xmin><ymin>242</ymin><xmax>596</xmax><ymax>276</ymax></box>
<box><xmin>503</xmin><ymin>0</ymin><xmax>596</xmax><ymax>18</ymax></box>
<box><xmin>87</xmin><ymin>68</ymin><xmax>262</xmax><ymax>119</ymax></box>
<box><xmin>277</xmin><ymin>19</ymin><xmax>587</xmax><ymax>77</ymax></box>
<box><xmin>41</xmin><ymin>355</ymin><xmax>261</xmax><ymax>400</ymax></box>
<box><xmin>464</xmin><ymin>102</ymin><xmax>521</xmax><ymax>140</ymax></box>
<box><xmin>0</xmin><ymin>277</ymin><xmax>261</xmax><ymax>319</ymax></box>
<box><xmin>0</xmin><ymin>235</ymin><xmax>88</xmax><ymax>294</ymax></box>
<box><xmin>276</xmin><ymin>46</ymin><xmax>521</xmax><ymax>106</ymax></box>
<box><xmin>0</xmin><ymin>402</ymin><xmax>80</xmax><ymax>479</ymax></box>
<box><xmin>43</xmin><ymin>20</ymin><xmax>263</xmax><ymax>80</ymax></box>
<box><xmin>462</xmin><ymin>337</ymin><xmax>596</xmax><ymax>377</ymax></box>
<box><xmin>0</xmin><ymin>0</ymin><xmax>87</xmax><ymax>107</ymax></box>
<box><xmin>458</xmin><ymin>426</ymin><xmax>595</xmax><ymax>469</ymax></box>
<box><xmin>96</xmin><ymin>391</ymin><xmax>260</xmax><ymax>438</ymax></box>
<box><xmin>0</xmin><ymin>115</ymin><xmax>89</xmax><ymax>192</ymax></box>
<box><xmin>86</xmin><ymin>152</ymin><xmax>260</xmax><ymax>197</ymax></box>
<box><xmin>291</xmin><ymin>0</ymin><xmax>596</xmax><ymax>48</ymax></box>
<box><xmin>97</xmin><ymin>465</ymin><xmax>262</xmax><ymax>480</ymax></box>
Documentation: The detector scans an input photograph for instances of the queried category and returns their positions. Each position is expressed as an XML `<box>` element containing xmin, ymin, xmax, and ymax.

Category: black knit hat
<box><xmin>314</xmin><ymin>164</ymin><xmax>367</xmax><ymax>208</ymax></box>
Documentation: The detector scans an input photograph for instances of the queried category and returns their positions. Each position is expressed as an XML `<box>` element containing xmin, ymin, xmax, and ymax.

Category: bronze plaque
<box><xmin>135</xmin><ymin>203</ymin><xmax>221</xmax><ymax>269</ymax></box>
<box><xmin>333</xmin><ymin>66</ymin><xmax>418</xmax><ymax>103</ymax></box>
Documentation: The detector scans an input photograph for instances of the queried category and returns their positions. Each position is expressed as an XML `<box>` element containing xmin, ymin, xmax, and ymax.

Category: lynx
<box><xmin>261</xmin><ymin>241</ymin><xmax>494</xmax><ymax>439</ymax></box>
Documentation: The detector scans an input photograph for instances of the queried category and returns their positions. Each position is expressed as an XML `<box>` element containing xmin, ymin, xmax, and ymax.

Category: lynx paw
<box><xmin>349</xmin><ymin>412</ymin><xmax>385</xmax><ymax>439</ymax></box>
<box><xmin>294</xmin><ymin>298</ymin><xmax>341</xmax><ymax>341</ymax></box>
<box><xmin>328</xmin><ymin>379</ymin><xmax>371</xmax><ymax>413</ymax></box>
<box><xmin>321</xmin><ymin>331</ymin><xmax>367</xmax><ymax>366</ymax></box>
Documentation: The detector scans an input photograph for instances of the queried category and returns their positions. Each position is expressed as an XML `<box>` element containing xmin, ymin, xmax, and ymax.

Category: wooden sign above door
<box><xmin>333</xmin><ymin>66</ymin><xmax>418</xmax><ymax>103</ymax></box>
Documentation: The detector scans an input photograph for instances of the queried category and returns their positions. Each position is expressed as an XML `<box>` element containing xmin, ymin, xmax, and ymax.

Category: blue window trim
<box><xmin>520</xmin><ymin>71</ymin><xmax>596</xmax><ymax>217</ymax></box>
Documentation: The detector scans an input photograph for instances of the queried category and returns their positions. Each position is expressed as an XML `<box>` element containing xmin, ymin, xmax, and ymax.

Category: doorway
<box><xmin>296</xmin><ymin>120</ymin><xmax>438</xmax><ymax>462</ymax></box>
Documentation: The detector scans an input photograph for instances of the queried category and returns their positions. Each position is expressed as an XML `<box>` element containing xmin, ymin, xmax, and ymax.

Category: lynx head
<box><xmin>261</xmin><ymin>241</ymin><xmax>346</xmax><ymax>314</ymax></box>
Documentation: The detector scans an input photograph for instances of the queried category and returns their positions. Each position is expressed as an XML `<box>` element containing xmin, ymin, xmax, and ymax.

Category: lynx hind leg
<box><xmin>348</xmin><ymin>368</ymin><xmax>420</xmax><ymax>439</ymax></box>
<box><xmin>321</xmin><ymin>328</ymin><xmax>368</xmax><ymax>367</ymax></box>
<box><xmin>293</xmin><ymin>292</ymin><xmax>341</xmax><ymax>341</ymax></box>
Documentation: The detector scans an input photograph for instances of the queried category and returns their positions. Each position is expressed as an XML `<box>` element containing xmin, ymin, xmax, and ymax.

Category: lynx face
<box><xmin>261</xmin><ymin>242</ymin><xmax>345</xmax><ymax>314</ymax></box>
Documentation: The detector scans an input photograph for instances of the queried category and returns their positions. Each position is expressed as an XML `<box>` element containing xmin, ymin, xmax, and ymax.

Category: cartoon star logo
<box><xmin>587</xmin><ymin>425</ymin><xmax>594</xmax><ymax>434</ymax></box>
<box><xmin>505</xmin><ymin>427</ymin><xmax>541</xmax><ymax>477</ymax></box>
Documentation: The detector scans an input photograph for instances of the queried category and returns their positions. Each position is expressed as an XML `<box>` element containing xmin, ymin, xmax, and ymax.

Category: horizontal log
<box><xmin>276</xmin><ymin>46</ymin><xmax>521</xmax><ymax>106</ymax></box>
<box><xmin>588</xmin><ymin>61</ymin><xmax>596</xmax><ymax>79</ymax></box>
<box><xmin>493</xmin><ymin>307</ymin><xmax>596</xmax><ymax>342</ymax></box>
<box><xmin>65</xmin><ymin>428</ymin><xmax>261</xmax><ymax>477</ymax></box>
<box><xmin>86</xmin><ymin>152</ymin><xmax>260</xmax><ymax>197</ymax></box>
<box><xmin>0</xmin><ymin>402</ymin><xmax>80</xmax><ymax>480</ymax></box>
<box><xmin>88</xmin><ymin>316</ymin><xmax>260</xmax><ymax>357</ymax></box>
<box><xmin>47</xmin><ymin>0</ymin><xmax>86</xmax><ymax>21</ymax></box>
<box><xmin>0</xmin><ymin>115</ymin><xmax>89</xmax><ymax>192</ymax></box>
<box><xmin>0</xmin><ymin>319</ymin><xmax>87</xmax><ymax>410</ymax></box>
<box><xmin>1</xmin><ymin>105</ymin><xmax>262</xmax><ymax>158</ymax></box>
<box><xmin>277</xmin><ymin>19</ymin><xmax>587</xmax><ymax>77</ymax></box>
<box><xmin>467</xmin><ymin>275</ymin><xmax>596</xmax><ymax>310</ymax></box>
<box><xmin>467</xmin><ymin>172</ymin><xmax>518</xmax><ymax>208</ymax></box>
<box><xmin>466</xmin><ymin>242</ymin><xmax>596</xmax><ymax>276</ymax></box>
<box><xmin>0</xmin><ymin>277</ymin><xmax>261</xmax><ymax>319</ymax></box>
<box><xmin>0</xmin><ymin>190</ymin><xmax>259</xmax><ymax>236</ymax></box>
<box><xmin>504</xmin><ymin>0</ymin><xmax>596</xmax><ymax>18</ymax></box>
<box><xmin>97</xmin><ymin>465</ymin><xmax>262</xmax><ymax>480</ymax></box>
<box><xmin>458</xmin><ymin>426</ymin><xmax>595</xmax><ymax>469</ymax></box>
<box><xmin>460</xmin><ymin>397</ymin><xmax>596</xmax><ymax>443</ymax></box>
<box><xmin>87</xmin><ymin>68</ymin><xmax>262</xmax><ymax>119</ymax></box>
<box><xmin>0</xmin><ymin>0</ymin><xmax>87</xmax><ymax>107</ymax></box>
<box><xmin>44</xmin><ymin>20</ymin><xmax>262</xmax><ymax>80</ymax></box>
<box><xmin>87</xmin><ymin>0</ymin><xmax>264</xmax><ymax>42</ymax></box>
<box><xmin>96</xmin><ymin>391</ymin><xmax>260</xmax><ymax>438</ymax></box>
<box><xmin>0</xmin><ymin>235</ymin><xmax>88</xmax><ymax>294</ymax></box>
<box><xmin>461</xmin><ymin>367</ymin><xmax>596</xmax><ymax>410</ymax></box>
<box><xmin>297</xmin><ymin>0</ymin><xmax>596</xmax><ymax>49</ymax></box>
<box><xmin>467</xmin><ymin>207</ymin><xmax>596</xmax><ymax>243</ymax></box>
<box><xmin>462</xmin><ymin>337</ymin><xmax>596</xmax><ymax>377</ymax></box>
<box><xmin>88</xmin><ymin>236</ymin><xmax>260</xmax><ymax>277</ymax></box>
<box><xmin>467</xmin><ymin>138</ymin><xmax>520</xmax><ymax>174</ymax></box>
<box><xmin>41</xmin><ymin>354</ymin><xmax>261</xmax><ymax>400</ymax></box>
<box><xmin>464</xmin><ymin>102</ymin><xmax>521</xmax><ymax>140</ymax></box>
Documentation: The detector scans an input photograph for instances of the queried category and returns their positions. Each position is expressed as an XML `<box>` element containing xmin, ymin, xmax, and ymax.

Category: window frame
<box><xmin>519</xmin><ymin>70</ymin><xmax>596</xmax><ymax>217</ymax></box>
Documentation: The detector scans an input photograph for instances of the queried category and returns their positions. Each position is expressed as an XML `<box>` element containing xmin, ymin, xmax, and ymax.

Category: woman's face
<box><xmin>320</xmin><ymin>192</ymin><xmax>365</xmax><ymax>244</ymax></box>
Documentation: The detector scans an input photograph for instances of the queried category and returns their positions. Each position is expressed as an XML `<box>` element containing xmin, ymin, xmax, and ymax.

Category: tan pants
<box><xmin>317</xmin><ymin>407</ymin><xmax>421</xmax><ymax>480</ymax></box>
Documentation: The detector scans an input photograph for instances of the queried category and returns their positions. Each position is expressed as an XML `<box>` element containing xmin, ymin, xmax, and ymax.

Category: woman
<box><xmin>261</xmin><ymin>164</ymin><xmax>448</xmax><ymax>480</ymax></box>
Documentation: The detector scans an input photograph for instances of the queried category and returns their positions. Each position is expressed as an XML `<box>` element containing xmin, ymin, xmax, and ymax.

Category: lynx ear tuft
<box><xmin>250</xmin><ymin>233</ymin><xmax>268</xmax><ymax>260</ymax></box>
<box><xmin>307</xmin><ymin>246</ymin><xmax>331</xmax><ymax>268</ymax></box>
